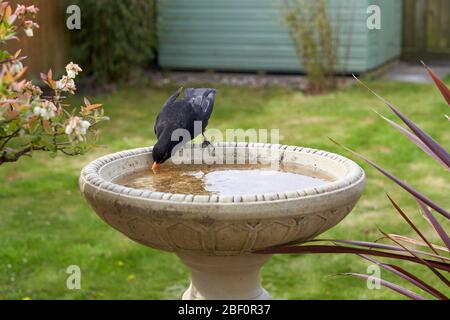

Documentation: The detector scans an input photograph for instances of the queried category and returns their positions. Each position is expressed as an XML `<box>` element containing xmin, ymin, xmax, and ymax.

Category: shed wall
<box><xmin>158</xmin><ymin>0</ymin><xmax>402</xmax><ymax>73</ymax></box>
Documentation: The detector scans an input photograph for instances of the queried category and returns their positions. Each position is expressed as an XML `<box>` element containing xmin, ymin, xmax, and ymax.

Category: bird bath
<box><xmin>79</xmin><ymin>142</ymin><xmax>365</xmax><ymax>300</ymax></box>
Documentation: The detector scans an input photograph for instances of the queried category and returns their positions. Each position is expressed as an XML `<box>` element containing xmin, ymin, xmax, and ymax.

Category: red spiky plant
<box><xmin>257</xmin><ymin>63</ymin><xmax>449</xmax><ymax>300</ymax></box>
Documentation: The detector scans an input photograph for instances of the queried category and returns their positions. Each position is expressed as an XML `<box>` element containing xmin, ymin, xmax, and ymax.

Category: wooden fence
<box><xmin>6</xmin><ymin>0</ymin><xmax>70</xmax><ymax>79</ymax></box>
<box><xmin>403</xmin><ymin>0</ymin><xmax>450</xmax><ymax>60</ymax></box>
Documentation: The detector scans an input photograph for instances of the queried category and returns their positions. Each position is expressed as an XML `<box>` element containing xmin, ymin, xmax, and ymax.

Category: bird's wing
<box><xmin>153</xmin><ymin>114</ymin><xmax>160</xmax><ymax>136</ymax></box>
<box><xmin>154</xmin><ymin>87</ymin><xmax>183</xmax><ymax>136</ymax></box>
<box><xmin>185</xmin><ymin>88</ymin><xmax>216</xmax><ymax>122</ymax></box>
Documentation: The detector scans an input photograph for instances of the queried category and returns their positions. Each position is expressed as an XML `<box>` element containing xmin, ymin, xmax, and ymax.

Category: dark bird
<box><xmin>152</xmin><ymin>87</ymin><xmax>217</xmax><ymax>172</ymax></box>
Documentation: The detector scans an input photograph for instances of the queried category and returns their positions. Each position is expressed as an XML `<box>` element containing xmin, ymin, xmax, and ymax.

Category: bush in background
<box><xmin>68</xmin><ymin>0</ymin><xmax>157</xmax><ymax>85</ymax></box>
<box><xmin>284</xmin><ymin>0</ymin><xmax>337</xmax><ymax>94</ymax></box>
<box><xmin>283</xmin><ymin>0</ymin><xmax>354</xmax><ymax>94</ymax></box>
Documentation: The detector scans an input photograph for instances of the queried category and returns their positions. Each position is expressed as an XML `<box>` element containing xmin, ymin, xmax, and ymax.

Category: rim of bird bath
<box><xmin>80</xmin><ymin>142</ymin><xmax>365</xmax><ymax>300</ymax></box>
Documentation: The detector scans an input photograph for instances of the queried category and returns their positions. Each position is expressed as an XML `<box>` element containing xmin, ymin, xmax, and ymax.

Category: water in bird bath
<box><xmin>115</xmin><ymin>163</ymin><xmax>335</xmax><ymax>196</ymax></box>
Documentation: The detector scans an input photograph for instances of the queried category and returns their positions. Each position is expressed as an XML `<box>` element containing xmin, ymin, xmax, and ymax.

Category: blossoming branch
<box><xmin>0</xmin><ymin>1</ymin><xmax>108</xmax><ymax>165</ymax></box>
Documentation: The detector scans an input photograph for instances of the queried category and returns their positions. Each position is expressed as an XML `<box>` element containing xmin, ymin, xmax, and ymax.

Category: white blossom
<box><xmin>65</xmin><ymin>62</ymin><xmax>82</xmax><ymax>79</ymax></box>
<box><xmin>11</xmin><ymin>61</ymin><xmax>24</xmax><ymax>75</ymax></box>
<box><xmin>23</xmin><ymin>21</ymin><xmax>39</xmax><ymax>38</ymax></box>
<box><xmin>65</xmin><ymin>116</ymin><xmax>91</xmax><ymax>142</ymax></box>
<box><xmin>26</xmin><ymin>5</ymin><xmax>39</xmax><ymax>15</ymax></box>
<box><xmin>56</xmin><ymin>75</ymin><xmax>76</xmax><ymax>93</ymax></box>
<box><xmin>24</xmin><ymin>81</ymin><xmax>43</xmax><ymax>97</ymax></box>
<box><xmin>15</xmin><ymin>4</ymin><xmax>38</xmax><ymax>17</ymax></box>
<box><xmin>33</xmin><ymin>100</ymin><xmax>57</xmax><ymax>120</ymax></box>
<box><xmin>24</xmin><ymin>27</ymin><xmax>33</xmax><ymax>37</ymax></box>
<box><xmin>14</xmin><ymin>5</ymin><xmax>27</xmax><ymax>17</ymax></box>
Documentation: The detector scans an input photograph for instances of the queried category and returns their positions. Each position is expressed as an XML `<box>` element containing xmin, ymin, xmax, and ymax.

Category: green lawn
<box><xmin>0</xmin><ymin>79</ymin><xmax>449</xmax><ymax>300</ymax></box>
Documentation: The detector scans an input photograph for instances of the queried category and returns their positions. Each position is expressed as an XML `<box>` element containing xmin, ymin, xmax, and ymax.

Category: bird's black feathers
<box><xmin>185</xmin><ymin>88</ymin><xmax>216</xmax><ymax>119</ymax></box>
<box><xmin>153</xmin><ymin>87</ymin><xmax>183</xmax><ymax>137</ymax></box>
<box><xmin>152</xmin><ymin>88</ymin><xmax>217</xmax><ymax>165</ymax></box>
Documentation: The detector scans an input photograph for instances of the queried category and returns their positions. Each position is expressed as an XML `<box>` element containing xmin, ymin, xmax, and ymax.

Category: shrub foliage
<box><xmin>0</xmin><ymin>2</ymin><xmax>107</xmax><ymax>165</ymax></box>
<box><xmin>69</xmin><ymin>0</ymin><xmax>157</xmax><ymax>84</ymax></box>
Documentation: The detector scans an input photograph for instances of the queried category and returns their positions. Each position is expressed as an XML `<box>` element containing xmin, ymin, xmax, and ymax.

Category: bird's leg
<box><xmin>202</xmin><ymin>133</ymin><xmax>214</xmax><ymax>150</ymax></box>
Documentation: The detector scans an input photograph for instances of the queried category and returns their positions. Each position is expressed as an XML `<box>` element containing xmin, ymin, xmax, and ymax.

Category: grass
<box><xmin>0</xmin><ymin>79</ymin><xmax>449</xmax><ymax>300</ymax></box>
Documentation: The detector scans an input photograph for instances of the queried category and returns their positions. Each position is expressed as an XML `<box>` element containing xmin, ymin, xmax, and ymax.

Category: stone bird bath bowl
<box><xmin>80</xmin><ymin>143</ymin><xmax>365</xmax><ymax>300</ymax></box>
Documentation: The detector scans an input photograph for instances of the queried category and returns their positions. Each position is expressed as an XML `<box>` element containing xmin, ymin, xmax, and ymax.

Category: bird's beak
<box><xmin>152</xmin><ymin>162</ymin><xmax>160</xmax><ymax>173</ymax></box>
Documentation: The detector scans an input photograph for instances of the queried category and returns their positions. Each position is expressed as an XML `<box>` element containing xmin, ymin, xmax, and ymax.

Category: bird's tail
<box><xmin>161</xmin><ymin>87</ymin><xmax>184</xmax><ymax>110</ymax></box>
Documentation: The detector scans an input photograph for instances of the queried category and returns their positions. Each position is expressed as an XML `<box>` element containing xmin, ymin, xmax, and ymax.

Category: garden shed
<box><xmin>158</xmin><ymin>0</ymin><xmax>403</xmax><ymax>73</ymax></box>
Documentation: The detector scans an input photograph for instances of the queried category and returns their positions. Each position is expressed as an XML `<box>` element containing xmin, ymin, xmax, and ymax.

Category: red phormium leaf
<box><xmin>340</xmin><ymin>273</ymin><xmax>427</xmax><ymax>300</ymax></box>
<box><xmin>354</xmin><ymin>76</ymin><xmax>450</xmax><ymax>168</ymax></box>
<box><xmin>255</xmin><ymin>245</ymin><xmax>450</xmax><ymax>272</ymax></box>
<box><xmin>385</xmin><ymin>234</ymin><xmax>449</xmax><ymax>253</ymax></box>
<box><xmin>329</xmin><ymin>138</ymin><xmax>450</xmax><ymax>220</ymax></box>
<box><xmin>374</xmin><ymin>110</ymin><xmax>448</xmax><ymax>169</ymax></box>
<box><xmin>422</xmin><ymin>61</ymin><xmax>450</xmax><ymax>107</ymax></box>
<box><xmin>329</xmin><ymin>239</ymin><xmax>450</xmax><ymax>262</ymax></box>
<box><xmin>359</xmin><ymin>255</ymin><xmax>447</xmax><ymax>300</ymax></box>
<box><xmin>381</xmin><ymin>231</ymin><xmax>450</xmax><ymax>288</ymax></box>
<box><xmin>386</xmin><ymin>194</ymin><xmax>440</xmax><ymax>257</ymax></box>
<box><xmin>417</xmin><ymin>200</ymin><xmax>450</xmax><ymax>251</ymax></box>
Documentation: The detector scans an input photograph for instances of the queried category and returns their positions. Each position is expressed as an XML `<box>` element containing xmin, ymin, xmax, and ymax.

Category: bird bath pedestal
<box><xmin>80</xmin><ymin>143</ymin><xmax>365</xmax><ymax>300</ymax></box>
